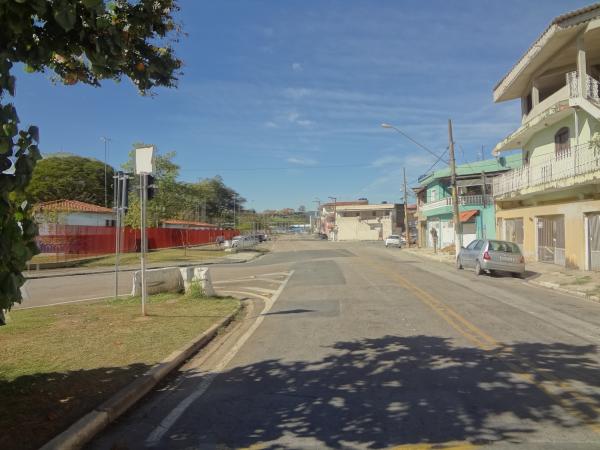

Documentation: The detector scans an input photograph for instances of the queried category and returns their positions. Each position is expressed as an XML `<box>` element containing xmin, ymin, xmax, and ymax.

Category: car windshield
<box><xmin>389</xmin><ymin>235</ymin><xmax>399</xmax><ymax>239</ymax></box>
<box><xmin>488</xmin><ymin>240</ymin><xmax>521</xmax><ymax>254</ymax></box>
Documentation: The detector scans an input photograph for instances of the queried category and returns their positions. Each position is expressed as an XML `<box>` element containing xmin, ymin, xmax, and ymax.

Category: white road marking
<box><xmin>145</xmin><ymin>270</ymin><xmax>294</xmax><ymax>447</ymax></box>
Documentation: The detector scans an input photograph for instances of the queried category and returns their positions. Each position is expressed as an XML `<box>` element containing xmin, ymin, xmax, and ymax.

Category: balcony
<box><xmin>420</xmin><ymin>195</ymin><xmax>493</xmax><ymax>213</ymax></box>
<box><xmin>493</xmin><ymin>142</ymin><xmax>600</xmax><ymax>198</ymax></box>
<box><xmin>567</xmin><ymin>71</ymin><xmax>600</xmax><ymax>102</ymax></box>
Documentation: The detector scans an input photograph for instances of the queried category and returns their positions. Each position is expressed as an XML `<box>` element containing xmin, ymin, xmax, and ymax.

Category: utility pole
<box><xmin>448</xmin><ymin>119</ymin><xmax>462</xmax><ymax>256</ymax></box>
<box><xmin>101</xmin><ymin>137</ymin><xmax>111</xmax><ymax>208</ymax></box>
<box><xmin>233</xmin><ymin>194</ymin><xmax>236</xmax><ymax>229</ymax></box>
<box><xmin>328</xmin><ymin>196</ymin><xmax>337</xmax><ymax>241</ymax></box>
<box><xmin>313</xmin><ymin>198</ymin><xmax>321</xmax><ymax>233</ymax></box>
<box><xmin>403</xmin><ymin>168</ymin><xmax>410</xmax><ymax>247</ymax></box>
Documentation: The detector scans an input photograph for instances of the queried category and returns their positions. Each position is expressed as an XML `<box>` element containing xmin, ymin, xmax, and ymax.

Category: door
<box><xmin>441</xmin><ymin>220</ymin><xmax>454</xmax><ymax>248</ymax></box>
<box><xmin>462</xmin><ymin>222</ymin><xmax>477</xmax><ymax>247</ymax></box>
<box><xmin>536</xmin><ymin>215</ymin><xmax>565</xmax><ymax>266</ymax></box>
<box><xmin>428</xmin><ymin>220</ymin><xmax>441</xmax><ymax>248</ymax></box>
<box><xmin>588</xmin><ymin>213</ymin><xmax>600</xmax><ymax>271</ymax></box>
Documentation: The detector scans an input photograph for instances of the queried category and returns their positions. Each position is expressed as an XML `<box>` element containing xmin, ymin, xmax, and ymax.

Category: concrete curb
<box><xmin>40</xmin><ymin>304</ymin><xmax>242</xmax><ymax>450</ymax></box>
<box><xmin>25</xmin><ymin>251</ymin><xmax>265</xmax><ymax>280</ymax></box>
<box><xmin>404</xmin><ymin>249</ymin><xmax>600</xmax><ymax>304</ymax></box>
<box><xmin>527</xmin><ymin>279</ymin><xmax>600</xmax><ymax>303</ymax></box>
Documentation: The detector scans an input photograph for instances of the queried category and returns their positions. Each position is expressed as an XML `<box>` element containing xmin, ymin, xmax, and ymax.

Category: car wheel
<box><xmin>456</xmin><ymin>257</ymin><xmax>463</xmax><ymax>270</ymax></box>
<box><xmin>385</xmin><ymin>244</ymin><xmax>389</xmax><ymax>248</ymax></box>
<box><xmin>512</xmin><ymin>272</ymin><xmax>523</xmax><ymax>279</ymax></box>
<box><xmin>474</xmin><ymin>260</ymin><xmax>482</xmax><ymax>276</ymax></box>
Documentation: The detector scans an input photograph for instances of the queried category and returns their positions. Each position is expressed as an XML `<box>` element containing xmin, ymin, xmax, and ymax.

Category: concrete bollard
<box><xmin>179</xmin><ymin>266</ymin><xmax>216</xmax><ymax>297</ymax></box>
<box><xmin>131</xmin><ymin>267</ymin><xmax>183</xmax><ymax>296</ymax></box>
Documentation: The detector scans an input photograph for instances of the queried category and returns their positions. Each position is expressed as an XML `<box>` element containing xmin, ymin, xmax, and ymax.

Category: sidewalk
<box><xmin>24</xmin><ymin>250</ymin><xmax>265</xmax><ymax>279</ymax></box>
<box><xmin>403</xmin><ymin>246</ymin><xmax>600</xmax><ymax>303</ymax></box>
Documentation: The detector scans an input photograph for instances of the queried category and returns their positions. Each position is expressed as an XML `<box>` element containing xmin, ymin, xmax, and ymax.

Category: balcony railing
<box><xmin>420</xmin><ymin>195</ymin><xmax>493</xmax><ymax>212</ymax></box>
<box><xmin>567</xmin><ymin>71</ymin><xmax>600</xmax><ymax>102</ymax></box>
<box><xmin>493</xmin><ymin>141</ymin><xmax>600</xmax><ymax>197</ymax></box>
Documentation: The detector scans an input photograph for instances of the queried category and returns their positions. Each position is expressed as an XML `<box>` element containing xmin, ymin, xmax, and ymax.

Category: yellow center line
<box><xmin>366</xmin><ymin>256</ymin><xmax>600</xmax><ymax>435</ymax></box>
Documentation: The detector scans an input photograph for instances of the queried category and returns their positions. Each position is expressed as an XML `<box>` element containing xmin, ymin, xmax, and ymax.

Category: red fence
<box><xmin>36</xmin><ymin>225</ymin><xmax>239</xmax><ymax>257</ymax></box>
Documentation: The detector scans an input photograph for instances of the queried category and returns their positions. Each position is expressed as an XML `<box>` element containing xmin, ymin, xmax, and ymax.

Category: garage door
<box><xmin>588</xmin><ymin>213</ymin><xmax>600</xmax><ymax>271</ymax></box>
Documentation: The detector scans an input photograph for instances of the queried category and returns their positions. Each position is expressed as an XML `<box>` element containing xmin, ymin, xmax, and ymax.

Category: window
<box><xmin>554</xmin><ymin>127</ymin><xmax>570</xmax><ymax>157</ymax></box>
<box><xmin>430</xmin><ymin>189</ymin><xmax>438</xmax><ymax>202</ymax></box>
<box><xmin>474</xmin><ymin>240</ymin><xmax>484</xmax><ymax>250</ymax></box>
<box><xmin>466</xmin><ymin>240</ymin><xmax>479</xmax><ymax>250</ymax></box>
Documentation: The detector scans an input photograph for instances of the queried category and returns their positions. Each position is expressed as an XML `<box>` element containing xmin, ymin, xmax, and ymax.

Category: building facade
<box><xmin>492</xmin><ymin>4</ymin><xmax>600</xmax><ymax>270</ymax></box>
<box><xmin>34</xmin><ymin>199</ymin><xmax>115</xmax><ymax>230</ymax></box>
<box><xmin>415</xmin><ymin>156</ymin><xmax>522</xmax><ymax>249</ymax></box>
<box><xmin>334</xmin><ymin>203</ymin><xmax>401</xmax><ymax>241</ymax></box>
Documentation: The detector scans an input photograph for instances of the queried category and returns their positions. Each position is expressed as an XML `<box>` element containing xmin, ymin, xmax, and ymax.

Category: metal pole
<box><xmin>102</xmin><ymin>137</ymin><xmax>111</xmax><ymax>208</ymax></box>
<box><xmin>448</xmin><ymin>119</ymin><xmax>462</xmax><ymax>256</ymax></box>
<box><xmin>114</xmin><ymin>172</ymin><xmax>121</xmax><ymax>300</ymax></box>
<box><xmin>140</xmin><ymin>173</ymin><xmax>147</xmax><ymax>316</ymax></box>
<box><xmin>403</xmin><ymin>167</ymin><xmax>410</xmax><ymax>247</ymax></box>
<box><xmin>233</xmin><ymin>194</ymin><xmax>236</xmax><ymax>228</ymax></box>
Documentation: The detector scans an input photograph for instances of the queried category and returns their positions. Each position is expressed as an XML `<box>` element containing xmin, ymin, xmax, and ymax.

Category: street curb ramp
<box><xmin>39</xmin><ymin>306</ymin><xmax>241</xmax><ymax>450</ymax></box>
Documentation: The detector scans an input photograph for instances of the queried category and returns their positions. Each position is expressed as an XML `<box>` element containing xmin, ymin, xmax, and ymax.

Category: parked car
<box><xmin>231</xmin><ymin>235</ymin><xmax>258</xmax><ymax>248</ymax></box>
<box><xmin>385</xmin><ymin>235</ymin><xmax>402</xmax><ymax>248</ymax></box>
<box><xmin>256</xmin><ymin>233</ymin><xmax>269</xmax><ymax>242</ymax></box>
<box><xmin>456</xmin><ymin>239</ymin><xmax>525</xmax><ymax>277</ymax></box>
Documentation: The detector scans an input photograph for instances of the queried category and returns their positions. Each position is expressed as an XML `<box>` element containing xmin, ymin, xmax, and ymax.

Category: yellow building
<box><xmin>492</xmin><ymin>4</ymin><xmax>600</xmax><ymax>270</ymax></box>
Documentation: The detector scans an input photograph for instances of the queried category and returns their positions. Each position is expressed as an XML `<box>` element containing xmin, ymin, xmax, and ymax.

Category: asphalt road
<box><xmin>85</xmin><ymin>239</ymin><xmax>600</xmax><ymax>449</ymax></box>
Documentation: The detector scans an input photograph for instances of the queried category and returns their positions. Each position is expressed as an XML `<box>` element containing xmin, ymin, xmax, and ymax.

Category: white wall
<box><xmin>335</xmin><ymin>210</ymin><xmax>395</xmax><ymax>241</ymax></box>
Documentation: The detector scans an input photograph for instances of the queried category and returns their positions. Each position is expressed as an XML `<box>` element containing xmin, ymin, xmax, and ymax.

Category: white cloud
<box><xmin>287</xmin><ymin>157</ymin><xmax>318</xmax><ymax>166</ymax></box>
<box><xmin>264</xmin><ymin>121</ymin><xmax>278</xmax><ymax>128</ymax></box>
<box><xmin>292</xmin><ymin>62</ymin><xmax>302</xmax><ymax>72</ymax></box>
<box><xmin>283</xmin><ymin>87</ymin><xmax>312</xmax><ymax>99</ymax></box>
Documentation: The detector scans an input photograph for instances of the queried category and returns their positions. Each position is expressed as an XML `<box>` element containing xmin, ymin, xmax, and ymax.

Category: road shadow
<box><xmin>0</xmin><ymin>363</ymin><xmax>153</xmax><ymax>450</ymax></box>
<box><xmin>166</xmin><ymin>335</ymin><xmax>600</xmax><ymax>449</ymax></box>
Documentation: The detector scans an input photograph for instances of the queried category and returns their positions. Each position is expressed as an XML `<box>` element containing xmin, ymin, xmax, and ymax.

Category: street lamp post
<box><xmin>101</xmin><ymin>136</ymin><xmax>111</xmax><ymax>208</ymax></box>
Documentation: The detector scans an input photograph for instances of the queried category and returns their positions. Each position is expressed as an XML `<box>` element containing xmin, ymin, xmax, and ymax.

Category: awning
<box><xmin>459</xmin><ymin>210</ymin><xmax>479</xmax><ymax>223</ymax></box>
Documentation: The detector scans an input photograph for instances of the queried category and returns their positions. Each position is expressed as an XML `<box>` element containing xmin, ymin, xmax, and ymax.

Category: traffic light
<box><xmin>146</xmin><ymin>174</ymin><xmax>157</xmax><ymax>200</ymax></box>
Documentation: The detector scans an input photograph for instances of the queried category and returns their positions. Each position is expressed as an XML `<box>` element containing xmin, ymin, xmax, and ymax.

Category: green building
<box><xmin>414</xmin><ymin>155</ymin><xmax>522</xmax><ymax>249</ymax></box>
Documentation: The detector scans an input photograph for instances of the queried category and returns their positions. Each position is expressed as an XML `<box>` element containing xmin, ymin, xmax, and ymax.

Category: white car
<box><xmin>231</xmin><ymin>235</ymin><xmax>258</xmax><ymax>248</ymax></box>
<box><xmin>385</xmin><ymin>235</ymin><xmax>402</xmax><ymax>248</ymax></box>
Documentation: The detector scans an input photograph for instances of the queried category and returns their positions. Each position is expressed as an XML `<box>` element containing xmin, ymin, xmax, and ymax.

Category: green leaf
<box><xmin>82</xmin><ymin>0</ymin><xmax>103</xmax><ymax>8</ymax></box>
<box><xmin>53</xmin><ymin>1</ymin><xmax>77</xmax><ymax>32</ymax></box>
<box><xmin>0</xmin><ymin>138</ymin><xmax>11</xmax><ymax>154</ymax></box>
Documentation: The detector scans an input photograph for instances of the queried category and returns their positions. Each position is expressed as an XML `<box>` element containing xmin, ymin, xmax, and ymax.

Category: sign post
<box><xmin>135</xmin><ymin>146</ymin><xmax>154</xmax><ymax>316</ymax></box>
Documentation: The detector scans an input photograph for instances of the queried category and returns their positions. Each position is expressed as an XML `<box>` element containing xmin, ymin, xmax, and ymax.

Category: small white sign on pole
<box><xmin>135</xmin><ymin>145</ymin><xmax>154</xmax><ymax>316</ymax></box>
<box><xmin>135</xmin><ymin>146</ymin><xmax>154</xmax><ymax>174</ymax></box>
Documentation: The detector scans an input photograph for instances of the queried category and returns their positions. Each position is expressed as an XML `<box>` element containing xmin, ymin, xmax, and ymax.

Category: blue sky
<box><xmin>13</xmin><ymin>0</ymin><xmax>591</xmax><ymax>211</ymax></box>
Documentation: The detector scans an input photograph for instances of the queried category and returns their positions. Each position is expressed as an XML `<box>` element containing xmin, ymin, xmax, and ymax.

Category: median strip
<box><xmin>0</xmin><ymin>293</ymin><xmax>241</xmax><ymax>450</ymax></box>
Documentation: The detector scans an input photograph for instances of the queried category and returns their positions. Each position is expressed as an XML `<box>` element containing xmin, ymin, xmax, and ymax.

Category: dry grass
<box><xmin>0</xmin><ymin>294</ymin><xmax>240</xmax><ymax>450</ymax></box>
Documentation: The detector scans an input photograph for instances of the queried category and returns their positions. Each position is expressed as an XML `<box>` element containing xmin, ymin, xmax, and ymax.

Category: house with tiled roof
<box><xmin>491</xmin><ymin>3</ymin><xmax>600</xmax><ymax>270</ymax></box>
<box><xmin>415</xmin><ymin>156</ymin><xmax>522</xmax><ymax>249</ymax></box>
<box><xmin>34</xmin><ymin>199</ymin><xmax>115</xmax><ymax>229</ymax></box>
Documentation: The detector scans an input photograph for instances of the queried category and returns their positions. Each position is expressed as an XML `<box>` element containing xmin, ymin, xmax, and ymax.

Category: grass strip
<box><xmin>0</xmin><ymin>293</ymin><xmax>240</xmax><ymax>450</ymax></box>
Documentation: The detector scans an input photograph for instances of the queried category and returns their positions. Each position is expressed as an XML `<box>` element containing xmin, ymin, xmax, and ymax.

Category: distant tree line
<box><xmin>27</xmin><ymin>148</ymin><xmax>245</xmax><ymax>228</ymax></box>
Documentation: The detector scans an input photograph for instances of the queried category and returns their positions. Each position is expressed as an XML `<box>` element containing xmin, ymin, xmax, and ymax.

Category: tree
<box><xmin>27</xmin><ymin>154</ymin><xmax>114</xmax><ymax>206</ymax></box>
<box><xmin>123</xmin><ymin>146</ymin><xmax>183</xmax><ymax>228</ymax></box>
<box><xmin>0</xmin><ymin>1</ymin><xmax>182</xmax><ymax>318</ymax></box>
<box><xmin>298</xmin><ymin>205</ymin><xmax>306</xmax><ymax>213</ymax></box>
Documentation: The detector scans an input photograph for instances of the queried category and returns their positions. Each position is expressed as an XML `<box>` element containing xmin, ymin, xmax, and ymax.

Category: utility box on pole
<box><xmin>135</xmin><ymin>146</ymin><xmax>155</xmax><ymax>316</ymax></box>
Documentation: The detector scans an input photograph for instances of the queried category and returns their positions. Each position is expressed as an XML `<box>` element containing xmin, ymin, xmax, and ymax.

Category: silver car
<box><xmin>456</xmin><ymin>239</ymin><xmax>525</xmax><ymax>277</ymax></box>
